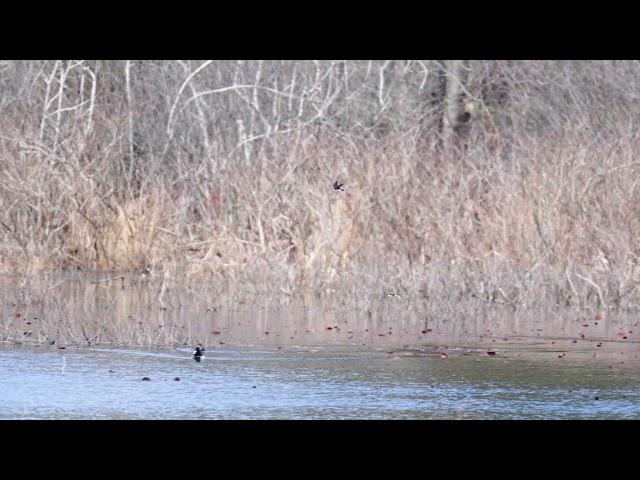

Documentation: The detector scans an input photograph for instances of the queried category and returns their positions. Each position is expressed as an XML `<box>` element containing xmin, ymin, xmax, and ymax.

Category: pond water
<box><xmin>2</xmin><ymin>340</ymin><xmax>640</xmax><ymax>419</ymax></box>
<box><xmin>2</xmin><ymin>273</ymin><xmax>640</xmax><ymax>419</ymax></box>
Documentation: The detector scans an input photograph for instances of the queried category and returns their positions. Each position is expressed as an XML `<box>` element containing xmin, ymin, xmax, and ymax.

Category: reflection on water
<box><xmin>2</xmin><ymin>271</ymin><xmax>640</xmax><ymax>350</ymax></box>
<box><xmin>1</xmin><ymin>342</ymin><xmax>640</xmax><ymax>419</ymax></box>
<box><xmin>1</xmin><ymin>272</ymin><xmax>640</xmax><ymax>418</ymax></box>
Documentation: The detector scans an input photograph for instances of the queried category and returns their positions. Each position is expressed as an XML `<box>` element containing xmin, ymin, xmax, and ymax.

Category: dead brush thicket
<box><xmin>1</xmin><ymin>60</ymin><xmax>640</xmax><ymax>349</ymax></box>
<box><xmin>1</xmin><ymin>125</ymin><xmax>640</xmax><ymax>316</ymax></box>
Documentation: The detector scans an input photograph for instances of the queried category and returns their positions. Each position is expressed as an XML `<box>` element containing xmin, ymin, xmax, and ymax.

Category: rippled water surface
<box><xmin>2</xmin><ymin>273</ymin><xmax>640</xmax><ymax>419</ymax></box>
<box><xmin>2</xmin><ymin>341</ymin><xmax>640</xmax><ymax>419</ymax></box>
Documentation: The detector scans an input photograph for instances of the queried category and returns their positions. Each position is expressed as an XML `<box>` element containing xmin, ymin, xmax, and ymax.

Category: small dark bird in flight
<box><xmin>333</xmin><ymin>181</ymin><xmax>345</xmax><ymax>192</ymax></box>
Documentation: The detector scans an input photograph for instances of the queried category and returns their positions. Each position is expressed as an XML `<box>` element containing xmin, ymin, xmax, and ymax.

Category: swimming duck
<box><xmin>193</xmin><ymin>343</ymin><xmax>205</xmax><ymax>362</ymax></box>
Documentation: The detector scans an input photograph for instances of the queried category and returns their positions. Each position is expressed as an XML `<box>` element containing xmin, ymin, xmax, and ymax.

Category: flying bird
<box><xmin>333</xmin><ymin>181</ymin><xmax>345</xmax><ymax>192</ymax></box>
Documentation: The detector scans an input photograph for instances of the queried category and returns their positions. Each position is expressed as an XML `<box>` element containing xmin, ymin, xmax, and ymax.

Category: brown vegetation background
<box><xmin>1</xmin><ymin>60</ymin><xmax>640</xmax><ymax>311</ymax></box>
